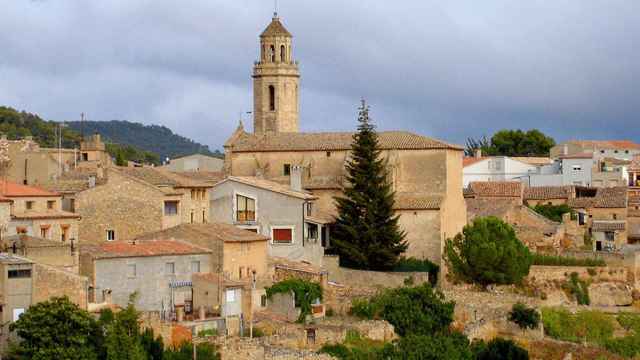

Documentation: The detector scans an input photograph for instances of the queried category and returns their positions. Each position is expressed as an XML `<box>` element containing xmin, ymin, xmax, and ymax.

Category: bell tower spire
<box><xmin>252</xmin><ymin>14</ymin><xmax>300</xmax><ymax>135</ymax></box>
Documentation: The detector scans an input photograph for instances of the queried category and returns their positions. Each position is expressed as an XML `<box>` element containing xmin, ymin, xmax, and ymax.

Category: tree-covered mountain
<box><xmin>67</xmin><ymin>120</ymin><xmax>222</xmax><ymax>161</ymax></box>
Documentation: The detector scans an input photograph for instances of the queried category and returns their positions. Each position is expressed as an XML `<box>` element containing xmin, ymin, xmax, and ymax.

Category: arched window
<box><xmin>270</xmin><ymin>45</ymin><xmax>276</xmax><ymax>62</ymax></box>
<box><xmin>280</xmin><ymin>45</ymin><xmax>286</xmax><ymax>62</ymax></box>
<box><xmin>269</xmin><ymin>85</ymin><xmax>275</xmax><ymax>111</ymax></box>
<box><xmin>262</xmin><ymin>45</ymin><xmax>265</xmax><ymax>61</ymax></box>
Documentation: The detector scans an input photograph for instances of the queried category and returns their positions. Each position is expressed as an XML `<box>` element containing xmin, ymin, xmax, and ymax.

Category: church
<box><xmin>223</xmin><ymin>14</ymin><xmax>466</xmax><ymax>265</ymax></box>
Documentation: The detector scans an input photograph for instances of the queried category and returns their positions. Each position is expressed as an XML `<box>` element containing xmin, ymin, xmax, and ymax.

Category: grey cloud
<box><xmin>1</xmin><ymin>1</ymin><xmax>639</xmax><ymax>150</ymax></box>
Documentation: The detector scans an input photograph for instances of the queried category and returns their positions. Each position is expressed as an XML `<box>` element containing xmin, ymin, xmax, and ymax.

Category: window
<box><xmin>16</xmin><ymin>227</ymin><xmax>27</xmax><ymax>235</ymax></box>
<box><xmin>239</xmin><ymin>267</ymin><xmax>244</xmax><ymax>278</ymax></box>
<box><xmin>306</xmin><ymin>202</ymin><xmax>313</xmax><ymax>216</ymax></box>
<box><xmin>26</xmin><ymin>201</ymin><xmax>34</xmax><ymax>210</ymax></box>
<box><xmin>272</xmin><ymin>227</ymin><xmax>293</xmax><ymax>244</ymax></box>
<box><xmin>8</xmin><ymin>269</ymin><xmax>31</xmax><ymax>278</ymax></box>
<box><xmin>165</xmin><ymin>262</ymin><xmax>175</xmax><ymax>275</ymax></box>
<box><xmin>270</xmin><ymin>45</ymin><xmax>275</xmax><ymax>62</ymax></box>
<box><xmin>190</xmin><ymin>212</ymin><xmax>194</xmax><ymax>224</ymax></box>
<box><xmin>283</xmin><ymin>164</ymin><xmax>291</xmax><ymax>176</ymax></box>
<box><xmin>236</xmin><ymin>195</ymin><xmax>256</xmax><ymax>222</ymax></box>
<box><xmin>600</xmin><ymin>150</ymin><xmax>605</xmax><ymax>154</ymax></box>
<box><xmin>261</xmin><ymin>294</ymin><xmax>267</xmax><ymax>307</ymax></box>
<box><xmin>69</xmin><ymin>198</ymin><xmax>76</xmax><ymax>213</ymax></box>
<box><xmin>191</xmin><ymin>261</ymin><xmax>200</xmax><ymax>273</ymax></box>
<box><xmin>106</xmin><ymin>230</ymin><xmax>115</xmax><ymax>242</ymax></box>
<box><xmin>326</xmin><ymin>151</ymin><xmax>331</xmax><ymax>157</ymax></box>
<box><xmin>164</xmin><ymin>201</ymin><xmax>179</xmax><ymax>216</ymax></box>
<box><xmin>269</xmin><ymin>85</ymin><xmax>276</xmax><ymax>111</ymax></box>
<box><xmin>572</xmin><ymin>165</ymin><xmax>582</xmax><ymax>171</ymax></box>
<box><xmin>13</xmin><ymin>308</ymin><xmax>25</xmax><ymax>321</ymax></box>
<box><xmin>605</xmin><ymin>231</ymin><xmax>615</xmax><ymax>242</ymax></box>
<box><xmin>307</xmin><ymin>224</ymin><xmax>318</xmax><ymax>240</ymax></box>
<box><xmin>127</xmin><ymin>264</ymin><xmax>136</xmax><ymax>278</ymax></box>
<box><xmin>191</xmin><ymin>189</ymin><xmax>196</xmax><ymax>200</ymax></box>
<box><xmin>614</xmin><ymin>150</ymin><xmax>619</xmax><ymax>154</ymax></box>
<box><xmin>47</xmin><ymin>200</ymin><xmax>55</xmax><ymax>210</ymax></box>
<box><xmin>226</xmin><ymin>289</ymin><xmax>236</xmax><ymax>302</ymax></box>
<box><xmin>613</xmin><ymin>214</ymin><xmax>617</xmax><ymax>220</ymax></box>
<box><xmin>625</xmin><ymin>150</ymin><xmax>629</xmax><ymax>154</ymax></box>
<box><xmin>61</xmin><ymin>225</ymin><xmax>69</xmax><ymax>242</ymax></box>
<box><xmin>280</xmin><ymin>45</ymin><xmax>286</xmax><ymax>62</ymax></box>
<box><xmin>202</xmin><ymin>210</ymin><xmax>206</xmax><ymax>223</ymax></box>
<box><xmin>40</xmin><ymin>227</ymin><xmax>48</xmax><ymax>238</ymax></box>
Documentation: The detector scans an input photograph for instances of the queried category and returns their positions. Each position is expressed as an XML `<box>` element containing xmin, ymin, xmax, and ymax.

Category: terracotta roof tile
<box><xmin>463</xmin><ymin>157</ymin><xmax>487</xmax><ymax>167</ymax></box>
<box><xmin>135</xmin><ymin>223</ymin><xmax>269</xmax><ymax>247</ymax></box>
<box><xmin>0</xmin><ymin>180</ymin><xmax>59</xmax><ymax>197</ymax></box>
<box><xmin>12</xmin><ymin>211</ymin><xmax>80</xmax><ymax>220</ymax></box>
<box><xmin>227</xmin><ymin>131</ymin><xmax>462</xmax><ymax>152</ymax></box>
<box><xmin>118</xmin><ymin>167</ymin><xmax>211</xmax><ymax>188</ymax></box>
<box><xmin>393</xmin><ymin>193</ymin><xmax>442</xmax><ymax>210</ymax></box>
<box><xmin>171</xmin><ymin>171</ymin><xmax>225</xmax><ymax>185</ymax></box>
<box><xmin>192</xmin><ymin>273</ymin><xmax>249</xmax><ymax>287</ymax></box>
<box><xmin>222</xmin><ymin>176</ymin><xmax>317</xmax><ymax>200</ymax></box>
<box><xmin>468</xmin><ymin>181</ymin><xmax>523</xmax><ymax>198</ymax></box>
<box><xmin>592</xmin><ymin>221</ymin><xmax>626</xmax><ymax>232</ymax></box>
<box><xmin>569</xmin><ymin>140</ymin><xmax>640</xmax><ymax>150</ymax></box>
<box><xmin>568</xmin><ymin>186</ymin><xmax>627</xmax><ymax>209</ymax></box>
<box><xmin>2</xmin><ymin>234</ymin><xmax>69</xmax><ymax>248</ymax></box>
<box><xmin>82</xmin><ymin>239</ymin><xmax>212</xmax><ymax>259</ymax></box>
<box><xmin>524</xmin><ymin>186</ymin><xmax>573</xmax><ymax>200</ymax></box>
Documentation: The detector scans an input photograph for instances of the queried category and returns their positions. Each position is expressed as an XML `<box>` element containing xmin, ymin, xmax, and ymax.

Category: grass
<box><xmin>541</xmin><ymin>307</ymin><xmax>614</xmax><ymax>344</ymax></box>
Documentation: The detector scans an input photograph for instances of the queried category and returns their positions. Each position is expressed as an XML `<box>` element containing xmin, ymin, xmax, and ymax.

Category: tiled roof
<box><xmin>11</xmin><ymin>211</ymin><xmax>81</xmax><ymax>220</ymax></box>
<box><xmin>271</xmin><ymin>257</ymin><xmax>325</xmax><ymax>275</ymax></box>
<box><xmin>0</xmin><ymin>180</ymin><xmax>59</xmax><ymax>197</ymax></box>
<box><xmin>524</xmin><ymin>186</ymin><xmax>573</xmax><ymax>200</ymax></box>
<box><xmin>465</xmin><ymin>198</ymin><xmax>515</xmax><ymax>219</ymax></box>
<box><xmin>511</xmin><ymin>157</ymin><xmax>553</xmax><ymax>166</ymax></box>
<box><xmin>468</xmin><ymin>181</ymin><xmax>523</xmax><ymax>198</ymax></box>
<box><xmin>592</xmin><ymin>221</ymin><xmax>626</xmax><ymax>232</ymax></box>
<box><xmin>568</xmin><ymin>186</ymin><xmax>627</xmax><ymax>209</ymax></box>
<box><xmin>135</xmin><ymin>223</ymin><xmax>269</xmax><ymax>245</ymax></box>
<box><xmin>260</xmin><ymin>17</ymin><xmax>292</xmax><ymax>37</ymax></box>
<box><xmin>393</xmin><ymin>193</ymin><xmax>442</xmax><ymax>210</ymax></box>
<box><xmin>631</xmin><ymin>155</ymin><xmax>640</xmax><ymax>171</ymax></box>
<box><xmin>222</xmin><ymin>176</ymin><xmax>317</xmax><ymax>200</ymax></box>
<box><xmin>462</xmin><ymin>157</ymin><xmax>487</xmax><ymax>167</ymax></box>
<box><xmin>2</xmin><ymin>234</ymin><xmax>69</xmax><ymax>248</ymax></box>
<box><xmin>118</xmin><ymin>167</ymin><xmax>211</xmax><ymax>188</ymax></box>
<box><xmin>172</xmin><ymin>171</ymin><xmax>225</xmax><ymax>185</ymax></box>
<box><xmin>601</xmin><ymin>157</ymin><xmax>632</xmax><ymax>166</ymax></box>
<box><xmin>227</xmin><ymin>131</ymin><xmax>462</xmax><ymax>152</ymax></box>
<box><xmin>82</xmin><ymin>239</ymin><xmax>212</xmax><ymax>260</ymax></box>
<box><xmin>569</xmin><ymin>140</ymin><xmax>640</xmax><ymax>150</ymax></box>
<box><xmin>192</xmin><ymin>273</ymin><xmax>249</xmax><ymax>288</ymax></box>
<box><xmin>559</xmin><ymin>153</ymin><xmax>593</xmax><ymax>159</ymax></box>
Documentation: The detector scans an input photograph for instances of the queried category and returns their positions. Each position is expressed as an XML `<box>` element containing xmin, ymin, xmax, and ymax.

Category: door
<box><xmin>222</xmin><ymin>288</ymin><xmax>242</xmax><ymax>317</ymax></box>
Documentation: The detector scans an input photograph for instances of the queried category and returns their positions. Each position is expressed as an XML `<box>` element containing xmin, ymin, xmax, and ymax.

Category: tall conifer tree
<box><xmin>331</xmin><ymin>101</ymin><xmax>407</xmax><ymax>270</ymax></box>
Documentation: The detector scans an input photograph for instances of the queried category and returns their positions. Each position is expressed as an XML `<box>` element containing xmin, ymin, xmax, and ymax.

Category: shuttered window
<box><xmin>272</xmin><ymin>228</ymin><xmax>293</xmax><ymax>244</ymax></box>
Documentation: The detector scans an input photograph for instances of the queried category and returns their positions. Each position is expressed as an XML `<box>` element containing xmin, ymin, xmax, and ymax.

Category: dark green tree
<box><xmin>8</xmin><ymin>296</ymin><xmax>100</xmax><ymax>360</ymax></box>
<box><xmin>472</xmin><ymin>338</ymin><xmax>529</xmax><ymax>360</ymax></box>
<box><xmin>381</xmin><ymin>333</ymin><xmax>473</xmax><ymax>360</ymax></box>
<box><xmin>508</xmin><ymin>303</ymin><xmax>540</xmax><ymax>330</ymax></box>
<box><xmin>164</xmin><ymin>342</ymin><xmax>220</xmax><ymax>360</ymax></box>
<box><xmin>465</xmin><ymin>129</ymin><xmax>555</xmax><ymax>157</ymax></box>
<box><xmin>332</xmin><ymin>101</ymin><xmax>407</xmax><ymax>270</ymax></box>
<box><xmin>445</xmin><ymin>217</ymin><xmax>533</xmax><ymax>286</ymax></box>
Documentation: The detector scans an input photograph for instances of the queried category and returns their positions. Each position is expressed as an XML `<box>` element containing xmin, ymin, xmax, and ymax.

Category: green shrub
<box><xmin>445</xmin><ymin>217</ymin><xmax>533</xmax><ymax>286</ymax></box>
<box><xmin>603</xmin><ymin>333</ymin><xmax>640</xmax><ymax>358</ymax></box>
<box><xmin>564</xmin><ymin>272</ymin><xmax>590</xmax><ymax>305</ymax></box>
<box><xmin>617</xmin><ymin>313</ymin><xmax>640</xmax><ymax>333</ymax></box>
<box><xmin>318</xmin><ymin>344</ymin><xmax>352</xmax><ymax>359</ymax></box>
<box><xmin>197</xmin><ymin>328</ymin><xmax>218</xmax><ymax>337</ymax></box>
<box><xmin>393</xmin><ymin>257</ymin><xmax>439</xmax><ymax>285</ymax></box>
<box><xmin>532</xmin><ymin>254</ymin><xmax>605</xmax><ymax>267</ymax></box>
<box><xmin>472</xmin><ymin>338</ymin><xmax>529</xmax><ymax>360</ymax></box>
<box><xmin>531</xmin><ymin>204</ymin><xmax>573</xmax><ymax>223</ymax></box>
<box><xmin>266</xmin><ymin>279</ymin><xmax>322</xmax><ymax>323</ymax></box>
<box><xmin>380</xmin><ymin>333</ymin><xmax>473</xmax><ymax>360</ymax></box>
<box><xmin>509</xmin><ymin>303</ymin><xmax>540</xmax><ymax>330</ymax></box>
<box><xmin>325</xmin><ymin>308</ymin><xmax>335</xmax><ymax>317</ymax></box>
<box><xmin>541</xmin><ymin>308</ymin><xmax>614</xmax><ymax>344</ymax></box>
<box><xmin>350</xmin><ymin>284</ymin><xmax>454</xmax><ymax>337</ymax></box>
<box><xmin>587</xmin><ymin>268</ymin><xmax>598</xmax><ymax>276</ymax></box>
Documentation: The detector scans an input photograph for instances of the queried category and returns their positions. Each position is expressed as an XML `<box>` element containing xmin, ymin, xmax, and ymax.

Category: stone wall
<box><xmin>33</xmin><ymin>263</ymin><xmax>88</xmax><ymax>309</ymax></box>
<box><xmin>527</xmin><ymin>265</ymin><xmax>628</xmax><ymax>284</ymax></box>
<box><xmin>323</xmin><ymin>255</ymin><xmax>428</xmax><ymax>288</ymax></box>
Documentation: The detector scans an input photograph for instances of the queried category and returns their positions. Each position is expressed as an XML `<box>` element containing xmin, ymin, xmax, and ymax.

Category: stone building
<box><xmin>223</xmin><ymin>15</ymin><xmax>466</xmax><ymax>264</ymax></box>
<box><xmin>53</xmin><ymin>167</ymin><xmax>212</xmax><ymax>244</ymax></box>
<box><xmin>523</xmin><ymin>186</ymin><xmax>574</xmax><ymax>207</ymax></box>
<box><xmin>135</xmin><ymin>223</ymin><xmax>269</xmax><ymax>283</ymax></box>
<box><xmin>163</xmin><ymin>154</ymin><xmax>224</xmax><ymax>172</ymax></box>
<box><xmin>80</xmin><ymin>239</ymin><xmax>212</xmax><ymax>312</ymax></box>
<box><xmin>210</xmin><ymin>173</ymin><xmax>327</xmax><ymax>265</ymax></box>
<box><xmin>1</xmin><ymin>234</ymin><xmax>77</xmax><ymax>272</ymax></box>
<box><xmin>464</xmin><ymin>181</ymin><xmax>524</xmax><ymax>205</ymax></box>
<box><xmin>0</xmin><ymin>180</ymin><xmax>80</xmax><ymax>244</ymax></box>
<box><xmin>551</xmin><ymin>140</ymin><xmax>640</xmax><ymax>161</ymax></box>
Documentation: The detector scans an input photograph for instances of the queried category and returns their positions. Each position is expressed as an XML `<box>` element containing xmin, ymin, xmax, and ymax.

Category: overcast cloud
<box><xmin>1</xmin><ymin>1</ymin><xmax>639</xmax><ymax>150</ymax></box>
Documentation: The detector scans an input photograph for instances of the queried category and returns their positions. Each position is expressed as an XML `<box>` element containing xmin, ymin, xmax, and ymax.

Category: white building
<box><xmin>463</xmin><ymin>155</ymin><xmax>540</xmax><ymax>187</ymax></box>
<box><xmin>164</xmin><ymin>154</ymin><xmax>224</xmax><ymax>172</ymax></box>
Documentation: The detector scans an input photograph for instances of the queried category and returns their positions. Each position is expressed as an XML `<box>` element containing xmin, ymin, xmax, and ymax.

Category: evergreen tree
<box><xmin>331</xmin><ymin>100</ymin><xmax>407</xmax><ymax>270</ymax></box>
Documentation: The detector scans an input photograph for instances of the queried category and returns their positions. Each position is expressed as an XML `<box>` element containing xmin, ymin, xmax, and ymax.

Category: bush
<box><xmin>617</xmin><ymin>313</ymin><xmax>640</xmax><ymax>333</ymax></box>
<box><xmin>445</xmin><ymin>217</ymin><xmax>533</xmax><ymax>286</ymax></box>
<box><xmin>603</xmin><ymin>334</ymin><xmax>640</xmax><ymax>358</ymax></box>
<box><xmin>349</xmin><ymin>284</ymin><xmax>455</xmax><ymax>337</ymax></box>
<box><xmin>541</xmin><ymin>308</ymin><xmax>614</xmax><ymax>344</ymax></box>
<box><xmin>266</xmin><ymin>279</ymin><xmax>322</xmax><ymax>322</ymax></box>
<box><xmin>380</xmin><ymin>333</ymin><xmax>473</xmax><ymax>360</ymax></box>
<box><xmin>509</xmin><ymin>303</ymin><xmax>540</xmax><ymax>330</ymax></box>
<box><xmin>532</xmin><ymin>254</ymin><xmax>606</xmax><ymax>267</ymax></box>
<box><xmin>393</xmin><ymin>257</ymin><xmax>440</xmax><ymax>285</ymax></box>
<box><xmin>472</xmin><ymin>338</ymin><xmax>529</xmax><ymax>360</ymax></box>
<box><xmin>531</xmin><ymin>204</ymin><xmax>573</xmax><ymax>223</ymax></box>
<box><xmin>564</xmin><ymin>272</ymin><xmax>590</xmax><ymax>305</ymax></box>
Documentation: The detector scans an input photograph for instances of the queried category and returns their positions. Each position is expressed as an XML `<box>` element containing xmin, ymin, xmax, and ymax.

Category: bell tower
<box><xmin>253</xmin><ymin>14</ymin><xmax>300</xmax><ymax>134</ymax></box>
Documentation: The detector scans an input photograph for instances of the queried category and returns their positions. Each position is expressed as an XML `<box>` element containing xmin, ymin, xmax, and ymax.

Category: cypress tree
<box><xmin>331</xmin><ymin>100</ymin><xmax>407</xmax><ymax>270</ymax></box>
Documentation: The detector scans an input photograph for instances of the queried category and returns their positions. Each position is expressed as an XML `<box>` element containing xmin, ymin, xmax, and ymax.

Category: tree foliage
<box><xmin>381</xmin><ymin>333</ymin><xmax>473</xmax><ymax>360</ymax></box>
<box><xmin>508</xmin><ymin>303</ymin><xmax>540</xmax><ymax>330</ymax></box>
<box><xmin>266</xmin><ymin>279</ymin><xmax>323</xmax><ymax>323</ymax></box>
<box><xmin>0</xmin><ymin>106</ymin><xmax>81</xmax><ymax>148</ymax></box>
<box><xmin>465</xmin><ymin>129</ymin><xmax>555</xmax><ymax>157</ymax></box>
<box><xmin>472</xmin><ymin>338</ymin><xmax>529</xmax><ymax>360</ymax></box>
<box><xmin>530</xmin><ymin>204</ymin><xmax>572</xmax><ymax>223</ymax></box>
<box><xmin>332</xmin><ymin>101</ymin><xmax>407</xmax><ymax>270</ymax></box>
<box><xmin>445</xmin><ymin>217</ymin><xmax>533</xmax><ymax>286</ymax></box>
<box><xmin>350</xmin><ymin>283</ymin><xmax>454</xmax><ymax>337</ymax></box>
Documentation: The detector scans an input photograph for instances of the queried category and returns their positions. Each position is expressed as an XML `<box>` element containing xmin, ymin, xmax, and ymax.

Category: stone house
<box><xmin>163</xmin><ymin>154</ymin><xmax>224</xmax><ymax>172</ymax></box>
<box><xmin>0</xmin><ymin>180</ymin><xmax>80</xmax><ymax>244</ymax></box>
<box><xmin>135</xmin><ymin>223</ymin><xmax>269</xmax><ymax>283</ymax></box>
<box><xmin>0</xmin><ymin>254</ymin><xmax>33</xmax><ymax>351</ymax></box>
<box><xmin>210</xmin><ymin>174</ymin><xmax>327</xmax><ymax>265</ymax></box>
<box><xmin>1</xmin><ymin>234</ymin><xmax>77</xmax><ymax>271</ymax></box>
<box><xmin>192</xmin><ymin>273</ymin><xmax>253</xmax><ymax>319</ymax></box>
<box><xmin>53</xmin><ymin>167</ymin><xmax>212</xmax><ymax>244</ymax></box>
<box><xmin>80</xmin><ymin>239</ymin><xmax>212</xmax><ymax>313</ymax></box>
<box><xmin>222</xmin><ymin>15</ymin><xmax>466</xmax><ymax>265</ymax></box>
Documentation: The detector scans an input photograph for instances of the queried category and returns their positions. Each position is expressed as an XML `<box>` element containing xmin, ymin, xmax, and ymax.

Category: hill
<box><xmin>0</xmin><ymin>106</ymin><xmax>161</xmax><ymax>165</ymax></box>
<box><xmin>67</xmin><ymin>120</ymin><xmax>222</xmax><ymax>161</ymax></box>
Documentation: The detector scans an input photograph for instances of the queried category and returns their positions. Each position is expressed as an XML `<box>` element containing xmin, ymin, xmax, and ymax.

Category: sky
<box><xmin>1</xmin><ymin>1</ymin><xmax>639</xmax><ymax>151</ymax></box>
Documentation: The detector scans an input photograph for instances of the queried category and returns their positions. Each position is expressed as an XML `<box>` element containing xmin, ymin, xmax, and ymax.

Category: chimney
<box><xmin>474</xmin><ymin>149</ymin><xmax>482</xmax><ymax>158</ymax></box>
<box><xmin>563</xmin><ymin>144</ymin><xmax>568</xmax><ymax>156</ymax></box>
<box><xmin>290</xmin><ymin>165</ymin><xmax>303</xmax><ymax>192</ymax></box>
<box><xmin>103</xmin><ymin>289</ymin><xmax>113</xmax><ymax>304</ymax></box>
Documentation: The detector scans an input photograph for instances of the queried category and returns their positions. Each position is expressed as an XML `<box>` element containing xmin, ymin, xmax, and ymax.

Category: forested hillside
<box><xmin>67</xmin><ymin>120</ymin><xmax>222</xmax><ymax>161</ymax></box>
